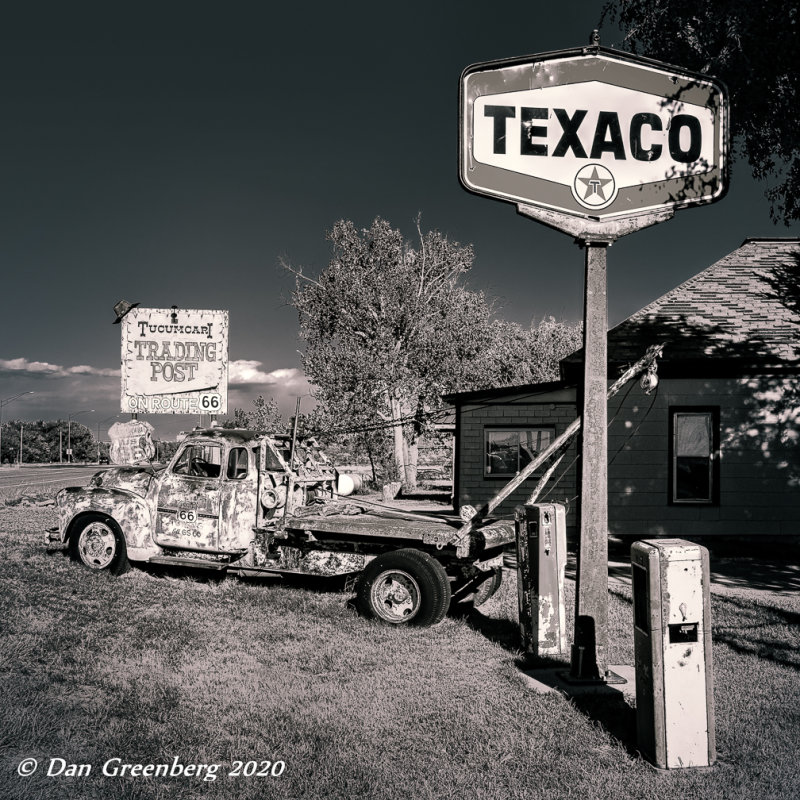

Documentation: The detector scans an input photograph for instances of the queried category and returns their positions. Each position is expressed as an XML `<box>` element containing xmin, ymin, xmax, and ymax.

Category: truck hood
<box><xmin>90</xmin><ymin>466</ymin><xmax>159</xmax><ymax>497</ymax></box>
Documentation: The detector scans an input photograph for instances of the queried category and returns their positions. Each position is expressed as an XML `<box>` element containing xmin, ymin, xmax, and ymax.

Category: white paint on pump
<box><xmin>631</xmin><ymin>538</ymin><xmax>715</xmax><ymax>770</ymax></box>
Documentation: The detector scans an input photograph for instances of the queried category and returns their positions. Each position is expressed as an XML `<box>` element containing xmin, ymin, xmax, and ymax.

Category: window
<box><xmin>261</xmin><ymin>441</ymin><xmax>286</xmax><ymax>472</ymax></box>
<box><xmin>485</xmin><ymin>427</ymin><xmax>554</xmax><ymax>477</ymax></box>
<box><xmin>172</xmin><ymin>444</ymin><xmax>222</xmax><ymax>479</ymax></box>
<box><xmin>670</xmin><ymin>408</ymin><xmax>719</xmax><ymax>504</ymax></box>
<box><xmin>226</xmin><ymin>447</ymin><xmax>249</xmax><ymax>480</ymax></box>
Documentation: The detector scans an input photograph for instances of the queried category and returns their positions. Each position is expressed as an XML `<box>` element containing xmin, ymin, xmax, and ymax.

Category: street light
<box><xmin>67</xmin><ymin>409</ymin><xmax>94</xmax><ymax>464</ymax></box>
<box><xmin>0</xmin><ymin>392</ymin><xmax>34</xmax><ymax>467</ymax></box>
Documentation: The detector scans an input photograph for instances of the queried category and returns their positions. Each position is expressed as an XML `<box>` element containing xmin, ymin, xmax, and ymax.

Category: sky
<box><xmin>1</xmin><ymin>1</ymin><xmax>797</xmax><ymax>442</ymax></box>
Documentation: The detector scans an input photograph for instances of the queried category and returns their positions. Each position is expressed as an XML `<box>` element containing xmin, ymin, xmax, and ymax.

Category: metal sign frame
<box><xmin>460</xmin><ymin>45</ymin><xmax>729</xmax><ymax>224</ymax></box>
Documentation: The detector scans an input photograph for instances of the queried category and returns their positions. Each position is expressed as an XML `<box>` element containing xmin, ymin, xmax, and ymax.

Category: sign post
<box><xmin>460</xmin><ymin>40</ymin><xmax>728</xmax><ymax>682</ymax></box>
<box><xmin>574</xmin><ymin>240</ymin><xmax>611</xmax><ymax>680</ymax></box>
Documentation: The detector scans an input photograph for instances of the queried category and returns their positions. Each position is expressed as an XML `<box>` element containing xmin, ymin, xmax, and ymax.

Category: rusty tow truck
<box><xmin>47</xmin><ymin>427</ymin><xmax>513</xmax><ymax>626</ymax></box>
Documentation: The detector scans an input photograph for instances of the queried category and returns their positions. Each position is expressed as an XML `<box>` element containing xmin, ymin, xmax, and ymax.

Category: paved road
<box><xmin>0</xmin><ymin>464</ymin><xmax>106</xmax><ymax>490</ymax></box>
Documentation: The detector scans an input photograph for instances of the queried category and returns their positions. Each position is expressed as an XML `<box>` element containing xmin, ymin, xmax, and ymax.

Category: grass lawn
<box><xmin>0</xmin><ymin>486</ymin><xmax>798</xmax><ymax>799</ymax></box>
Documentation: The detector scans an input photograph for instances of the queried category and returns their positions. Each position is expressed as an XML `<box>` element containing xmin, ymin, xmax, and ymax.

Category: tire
<box><xmin>451</xmin><ymin>567</ymin><xmax>503</xmax><ymax>608</ymax></box>
<box><xmin>472</xmin><ymin>568</ymin><xmax>503</xmax><ymax>608</ymax></box>
<box><xmin>356</xmin><ymin>549</ymin><xmax>451</xmax><ymax>627</ymax></box>
<box><xmin>69</xmin><ymin>513</ymin><xmax>130</xmax><ymax>576</ymax></box>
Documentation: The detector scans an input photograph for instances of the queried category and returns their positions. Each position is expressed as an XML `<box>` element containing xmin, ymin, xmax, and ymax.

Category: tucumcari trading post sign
<box><xmin>459</xmin><ymin>46</ymin><xmax>728</xmax><ymax>221</ymax></box>
<box><xmin>120</xmin><ymin>307</ymin><xmax>228</xmax><ymax>415</ymax></box>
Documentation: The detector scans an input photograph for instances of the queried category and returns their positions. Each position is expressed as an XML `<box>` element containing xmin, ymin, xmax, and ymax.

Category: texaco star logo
<box><xmin>572</xmin><ymin>164</ymin><xmax>617</xmax><ymax>210</ymax></box>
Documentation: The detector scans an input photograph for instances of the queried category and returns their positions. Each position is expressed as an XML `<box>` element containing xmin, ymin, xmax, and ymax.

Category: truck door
<box><xmin>154</xmin><ymin>441</ymin><xmax>223</xmax><ymax>551</ymax></box>
<box><xmin>217</xmin><ymin>445</ymin><xmax>259</xmax><ymax>552</ymax></box>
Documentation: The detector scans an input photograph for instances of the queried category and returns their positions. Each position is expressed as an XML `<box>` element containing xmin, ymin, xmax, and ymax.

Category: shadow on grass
<box><xmin>568</xmin><ymin>694</ymin><xmax>639</xmax><ymax>757</ymax></box>
<box><xmin>712</xmin><ymin>594</ymin><xmax>800</xmax><ymax>670</ymax></box>
<box><xmin>45</xmin><ymin>543</ymin><xmax>353</xmax><ymax>594</ymax></box>
<box><xmin>460</xmin><ymin>586</ymin><xmax>641</xmax><ymax>758</ymax></box>
<box><xmin>449</xmin><ymin>603</ymin><xmax>521</xmax><ymax>649</ymax></box>
<box><xmin>45</xmin><ymin>545</ymin><xmax>71</xmax><ymax>561</ymax></box>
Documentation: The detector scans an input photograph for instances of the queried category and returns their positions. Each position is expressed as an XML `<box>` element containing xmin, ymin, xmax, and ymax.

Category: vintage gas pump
<box><xmin>631</xmin><ymin>539</ymin><xmax>715</xmax><ymax>769</ymax></box>
<box><xmin>516</xmin><ymin>503</ymin><xmax>567</xmax><ymax>658</ymax></box>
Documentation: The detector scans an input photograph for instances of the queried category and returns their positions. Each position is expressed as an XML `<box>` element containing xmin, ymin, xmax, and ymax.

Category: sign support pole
<box><xmin>515</xmin><ymin>208</ymin><xmax>673</xmax><ymax>685</ymax></box>
<box><xmin>569</xmin><ymin>240</ymin><xmax>615</xmax><ymax>682</ymax></box>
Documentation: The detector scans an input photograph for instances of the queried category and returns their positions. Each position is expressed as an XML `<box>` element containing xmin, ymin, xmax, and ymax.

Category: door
<box><xmin>155</xmin><ymin>441</ymin><xmax>223</xmax><ymax>551</ymax></box>
<box><xmin>217</xmin><ymin>445</ymin><xmax>259</xmax><ymax>552</ymax></box>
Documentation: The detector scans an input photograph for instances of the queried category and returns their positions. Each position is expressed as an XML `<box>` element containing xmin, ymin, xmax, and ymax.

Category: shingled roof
<box><xmin>563</xmin><ymin>238</ymin><xmax>800</xmax><ymax>377</ymax></box>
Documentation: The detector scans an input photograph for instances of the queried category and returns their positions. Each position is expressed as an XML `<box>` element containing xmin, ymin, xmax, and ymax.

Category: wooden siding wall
<box><xmin>608</xmin><ymin>376</ymin><xmax>800</xmax><ymax>538</ymax></box>
<box><xmin>456</xmin><ymin>399</ymin><xmax>580</xmax><ymax>534</ymax></box>
<box><xmin>454</xmin><ymin>374</ymin><xmax>799</xmax><ymax>542</ymax></box>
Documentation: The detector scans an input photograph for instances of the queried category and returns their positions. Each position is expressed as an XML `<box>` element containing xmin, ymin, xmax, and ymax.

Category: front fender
<box><xmin>57</xmin><ymin>486</ymin><xmax>163</xmax><ymax>562</ymax></box>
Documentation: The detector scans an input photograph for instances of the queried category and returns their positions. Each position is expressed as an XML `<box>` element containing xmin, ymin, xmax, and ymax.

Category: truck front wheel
<box><xmin>451</xmin><ymin>567</ymin><xmax>503</xmax><ymax>609</ymax></box>
<box><xmin>70</xmin><ymin>514</ymin><xmax>130</xmax><ymax>576</ymax></box>
<box><xmin>356</xmin><ymin>549</ymin><xmax>451</xmax><ymax>627</ymax></box>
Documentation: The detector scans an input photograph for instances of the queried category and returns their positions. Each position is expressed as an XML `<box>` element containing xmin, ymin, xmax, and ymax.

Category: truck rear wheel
<box><xmin>70</xmin><ymin>513</ymin><xmax>130</xmax><ymax>576</ymax></box>
<box><xmin>356</xmin><ymin>549</ymin><xmax>451</xmax><ymax>627</ymax></box>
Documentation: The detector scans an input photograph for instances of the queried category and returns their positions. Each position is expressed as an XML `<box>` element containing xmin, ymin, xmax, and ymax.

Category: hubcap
<box><xmin>370</xmin><ymin>569</ymin><xmax>421</xmax><ymax>623</ymax></box>
<box><xmin>78</xmin><ymin>521</ymin><xmax>116</xmax><ymax>570</ymax></box>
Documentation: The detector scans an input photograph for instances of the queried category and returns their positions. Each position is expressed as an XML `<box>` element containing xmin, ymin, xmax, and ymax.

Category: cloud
<box><xmin>228</xmin><ymin>360</ymin><xmax>306</xmax><ymax>388</ymax></box>
<box><xmin>0</xmin><ymin>357</ymin><xmax>309</xmax><ymax>388</ymax></box>
<box><xmin>0</xmin><ymin>356</ymin><xmax>314</xmax><ymax>439</ymax></box>
<box><xmin>0</xmin><ymin>358</ymin><xmax>119</xmax><ymax>378</ymax></box>
<box><xmin>0</xmin><ymin>356</ymin><xmax>308</xmax><ymax>391</ymax></box>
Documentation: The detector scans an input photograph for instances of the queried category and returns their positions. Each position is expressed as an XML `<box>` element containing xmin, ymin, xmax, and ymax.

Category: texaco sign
<box><xmin>460</xmin><ymin>47</ymin><xmax>728</xmax><ymax>220</ymax></box>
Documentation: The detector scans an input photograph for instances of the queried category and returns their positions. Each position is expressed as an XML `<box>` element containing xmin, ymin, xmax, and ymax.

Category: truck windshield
<box><xmin>172</xmin><ymin>443</ymin><xmax>223</xmax><ymax>479</ymax></box>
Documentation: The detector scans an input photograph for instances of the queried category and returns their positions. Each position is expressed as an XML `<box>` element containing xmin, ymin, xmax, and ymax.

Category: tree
<box><xmin>475</xmin><ymin>316</ymin><xmax>584</xmax><ymax>389</ymax></box>
<box><xmin>223</xmin><ymin>396</ymin><xmax>284</xmax><ymax>431</ymax></box>
<box><xmin>290</xmin><ymin>217</ymin><xmax>582</xmax><ymax>489</ymax></box>
<box><xmin>291</xmin><ymin>217</ymin><xmax>493</xmax><ymax>488</ymax></box>
<box><xmin>1</xmin><ymin>419</ymin><xmax>97</xmax><ymax>463</ymax></box>
<box><xmin>602</xmin><ymin>0</ymin><xmax>800</xmax><ymax>225</ymax></box>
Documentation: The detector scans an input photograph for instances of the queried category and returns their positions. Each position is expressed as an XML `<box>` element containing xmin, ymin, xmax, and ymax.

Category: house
<box><xmin>446</xmin><ymin>238</ymin><xmax>800</xmax><ymax>543</ymax></box>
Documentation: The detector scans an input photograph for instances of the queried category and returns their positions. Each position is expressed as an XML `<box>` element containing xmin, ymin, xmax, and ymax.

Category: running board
<box><xmin>148</xmin><ymin>556</ymin><xmax>228</xmax><ymax>571</ymax></box>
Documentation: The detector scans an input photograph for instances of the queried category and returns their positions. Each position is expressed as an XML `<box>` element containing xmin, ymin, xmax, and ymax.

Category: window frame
<box><xmin>483</xmin><ymin>425</ymin><xmax>555</xmax><ymax>479</ymax></box>
<box><xmin>668</xmin><ymin>406</ymin><xmax>720</xmax><ymax>506</ymax></box>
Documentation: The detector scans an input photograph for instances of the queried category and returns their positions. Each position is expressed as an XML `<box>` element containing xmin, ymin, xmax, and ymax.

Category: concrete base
<box><xmin>520</xmin><ymin>664</ymin><xmax>636</xmax><ymax>699</ymax></box>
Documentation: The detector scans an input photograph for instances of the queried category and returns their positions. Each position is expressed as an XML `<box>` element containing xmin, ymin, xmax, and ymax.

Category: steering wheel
<box><xmin>190</xmin><ymin>460</ymin><xmax>209</xmax><ymax>477</ymax></box>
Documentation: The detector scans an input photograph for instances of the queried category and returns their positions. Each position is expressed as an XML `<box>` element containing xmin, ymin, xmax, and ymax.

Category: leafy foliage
<box><xmin>477</xmin><ymin>316</ymin><xmax>584</xmax><ymax>389</ymax></box>
<box><xmin>603</xmin><ymin>0</ymin><xmax>800</xmax><ymax>224</ymax></box>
